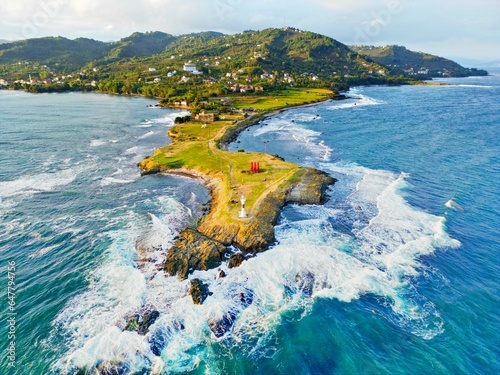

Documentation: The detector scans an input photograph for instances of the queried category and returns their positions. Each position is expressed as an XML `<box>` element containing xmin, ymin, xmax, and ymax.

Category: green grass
<box><xmin>140</xmin><ymin>89</ymin><xmax>332</xmax><ymax>223</ymax></box>
<box><xmin>230</xmin><ymin>88</ymin><xmax>333</xmax><ymax>110</ymax></box>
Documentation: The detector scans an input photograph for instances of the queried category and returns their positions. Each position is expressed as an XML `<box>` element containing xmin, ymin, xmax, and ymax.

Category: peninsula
<box><xmin>138</xmin><ymin>88</ymin><xmax>336</xmax><ymax>279</ymax></box>
<box><xmin>1</xmin><ymin>26</ymin><xmax>487</xmax><ymax>279</ymax></box>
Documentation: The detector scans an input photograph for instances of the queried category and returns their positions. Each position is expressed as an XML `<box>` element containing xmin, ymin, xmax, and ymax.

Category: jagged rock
<box><xmin>93</xmin><ymin>362</ymin><xmax>130</xmax><ymax>375</ymax></box>
<box><xmin>163</xmin><ymin>168</ymin><xmax>335</xmax><ymax>276</ymax></box>
<box><xmin>124</xmin><ymin>310</ymin><xmax>160</xmax><ymax>335</ymax></box>
<box><xmin>286</xmin><ymin>168</ymin><xmax>336</xmax><ymax>205</ymax></box>
<box><xmin>137</xmin><ymin>157</ymin><xmax>161</xmax><ymax>175</ymax></box>
<box><xmin>190</xmin><ymin>278</ymin><xmax>211</xmax><ymax>305</ymax></box>
<box><xmin>150</xmin><ymin>320</ymin><xmax>184</xmax><ymax>356</ymax></box>
<box><xmin>164</xmin><ymin>228</ymin><xmax>227</xmax><ymax>280</ymax></box>
<box><xmin>235</xmin><ymin>191</ymin><xmax>286</xmax><ymax>252</ymax></box>
<box><xmin>197</xmin><ymin>223</ymin><xmax>240</xmax><ymax>246</ymax></box>
<box><xmin>238</xmin><ymin>291</ymin><xmax>254</xmax><ymax>307</ymax></box>
<box><xmin>295</xmin><ymin>272</ymin><xmax>315</xmax><ymax>297</ymax></box>
<box><xmin>208</xmin><ymin>290</ymin><xmax>254</xmax><ymax>337</ymax></box>
<box><xmin>209</xmin><ymin>312</ymin><xmax>236</xmax><ymax>338</ymax></box>
<box><xmin>218</xmin><ymin>269</ymin><xmax>226</xmax><ymax>278</ymax></box>
<box><xmin>228</xmin><ymin>253</ymin><xmax>245</xmax><ymax>268</ymax></box>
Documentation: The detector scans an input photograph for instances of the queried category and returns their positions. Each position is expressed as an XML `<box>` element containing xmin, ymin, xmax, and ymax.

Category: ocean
<box><xmin>0</xmin><ymin>71</ymin><xmax>498</xmax><ymax>374</ymax></box>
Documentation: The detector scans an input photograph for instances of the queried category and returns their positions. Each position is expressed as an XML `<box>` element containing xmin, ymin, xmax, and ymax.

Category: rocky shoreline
<box><xmin>127</xmin><ymin>100</ymin><xmax>337</xmax><ymax>340</ymax></box>
<box><xmin>162</xmin><ymin>167</ymin><xmax>335</xmax><ymax>280</ymax></box>
<box><xmin>138</xmin><ymin>101</ymin><xmax>336</xmax><ymax>279</ymax></box>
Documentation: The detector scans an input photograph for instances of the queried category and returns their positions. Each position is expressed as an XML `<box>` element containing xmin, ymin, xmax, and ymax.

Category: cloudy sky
<box><xmin>1</xmin><ymin>0</ymin><xmax>499</xmax><ymax>63</ymax></box>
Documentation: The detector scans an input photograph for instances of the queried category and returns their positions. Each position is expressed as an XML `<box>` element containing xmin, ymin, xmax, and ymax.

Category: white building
<box><xmin>183</xmin><ymin>63</ymin><xmax>197</xmax><ymax>72</ymax></box>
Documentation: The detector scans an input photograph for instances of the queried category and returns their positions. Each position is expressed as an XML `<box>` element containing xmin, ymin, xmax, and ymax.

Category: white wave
<box><xmin>354</xmin><ymin>171</ymin><xmax>460</xmax><ymax>277</ymax></box>
<box><xmin>51</xmin><ymin>162</ymin><xmax>461</xmax><ymax>374</ymax></box>
<box><xmin>51</xmin><ymin>225</ymin><xmax>151</xmax><ymax>374</ymax></box>
<box><xmin>51</xmin><ymin>199</ymin><xmax>196</xmax><ymax>374</ymax></box>
<box><xmin>0</xmin><ymin>166</ymin><xmax>84</xmax><ymax>199</ymax></box>
<box><xmin>100</xmin><ymin>177</ymin><xmax>137</xmax><ymax>187</ymax></box>
<box><xmin>29</xmin><ymin>243</ymin><xmax>60</xmax><ymax>258</ymax></box>
<box><xmin>457</xmin><ymin>84</ymin><xmax>494</xmax><ymax>88</ymax></box>
<box><xmin>124</xmin><ymin>146</ymin><xmax>138</xmax><ymax>155</ymax></box>
<box><xmin>445</xmin><ymin>198</ymin><xmax>464</xmax><ymax>212</ymax></box>
<box><xmin>149</xmin><ymin>111</ymin><xmax>190</xmax><ymax>126</ymax></box>
<box><xmin>89</xmin><ymin>139</ymin><xmax>107</xmax><ymax>147</ymax></box>
<box><xmin>253</xmin><ymin>118</ymin><xmax>333</xmax><ymax>161</ymax></box>
<box><xmin>327</xmin><ymin>92</ymin><xmax>386</xmax><ymax>110</ymax></box>
<box><xmin>137</xmin><ymin>131</ymin><xmax>155</xmax><ymax>140</ymax></box>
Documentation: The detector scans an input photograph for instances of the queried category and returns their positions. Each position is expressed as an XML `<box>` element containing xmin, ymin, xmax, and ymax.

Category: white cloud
<box><xmin>0</xmin><ymin>0</ymin><xmax>498</xmax><ymax>60</ymax></box>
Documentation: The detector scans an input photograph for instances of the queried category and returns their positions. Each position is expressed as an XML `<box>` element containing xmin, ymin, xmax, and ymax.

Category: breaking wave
<box><xmin>47</xmin><ymin>92</ymin><xmax>460</xmax><ymax>374</ymax></box>
<box><xmin>49</xmin><ymin>161</ymin><xmax>459</xmax><ymax>374</ymax></box>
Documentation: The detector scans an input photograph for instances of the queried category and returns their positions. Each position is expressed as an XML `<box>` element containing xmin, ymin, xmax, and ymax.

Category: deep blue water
<box><xmin>0</xmin><ymin>72</ymin><xmax>499</xmax><ymax>374</ymax></box>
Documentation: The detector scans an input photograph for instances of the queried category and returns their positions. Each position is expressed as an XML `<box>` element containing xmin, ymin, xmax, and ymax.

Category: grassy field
<box><xmin>147</xmin><ymin>119</ymin><xmax>300</xmax><ymax>221</ymax></box>
<box><xmin>230</xmin><ymin>88</ymin><xmax>334</xmax><ymax>110</ymax></box>
<box><xmin>139</xmin><ymin>89</ymin><xmax>333</xmax><ymax>224</ymax></box>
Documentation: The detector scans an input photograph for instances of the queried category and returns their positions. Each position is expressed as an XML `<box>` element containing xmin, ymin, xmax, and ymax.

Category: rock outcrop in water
<box><xmin>163</xmin><ymin>228</ymin><xmax>226</xmax><ymax>280</ymax></box>
<box><xmin>208</xmin><ymin>290</ymin><xmax>254</xmax><ymax>337</ymax></box>
<box><xmin>124</xmin><ymin>310</ymin><xmax>160</xmax><ymax>335</ymax></box>
<box><xmin>189</xmin><ymin>278</ymin><xmax>211</xmax><ymax>304</ymax></box>
<box><xmin>228</xmin><ymin>253</ymin><xmax>246</xmax><ymax>268</ymax></box>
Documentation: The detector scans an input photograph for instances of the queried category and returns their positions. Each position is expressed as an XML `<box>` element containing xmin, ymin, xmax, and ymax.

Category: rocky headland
<box><xmin>138</xmin><ymin>103</ymin><xmax>335</xmax><ymax>281</ymax></box>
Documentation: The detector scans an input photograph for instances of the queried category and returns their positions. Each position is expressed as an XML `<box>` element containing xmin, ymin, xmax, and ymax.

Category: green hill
<box><xmin>0</xmin><ymin>28</ymin><xmax>488</xmax><ymax>96</ymax></box>
<box><xmin>0</xmin><ymin>36</ymin><xmax>109</xmax><ymax>72</ymax></box>
<box><xmin>86</xmin><ymin>28</ymin><xmax>391</xmax><ymax>90</ymax></box>
<box><xmin>154</xmin><ymin>28</ymin><xmax>387</xmax><ymax>78</ymax></box>
<box><xmin>352</xmin><ymin>45</ymin><xmax>488</xmax><ymax>77</ymax></box>
<box><xmin>105</xmin><ymin>31</ymin><xmax>177</xmax><ymax>60</ymax></box>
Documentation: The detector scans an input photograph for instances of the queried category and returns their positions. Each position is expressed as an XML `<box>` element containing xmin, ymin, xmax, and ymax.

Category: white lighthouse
<box><xmin>239</xmin><ymin>195</ymin><xmax>247</xmax><ymax>218</ymax></box>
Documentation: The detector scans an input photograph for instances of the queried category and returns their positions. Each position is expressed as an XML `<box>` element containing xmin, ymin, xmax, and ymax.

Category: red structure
<box><xmin>250</xmin><ymin>162</ymin><xmax>260</xmax><ymax>173</ymax></box>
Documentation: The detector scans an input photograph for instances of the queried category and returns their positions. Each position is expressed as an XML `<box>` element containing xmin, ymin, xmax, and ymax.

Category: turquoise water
<box><xmin>0</xmin><ymin>72</ymin><xmax>499</xmax><ymax>374</ymax></box>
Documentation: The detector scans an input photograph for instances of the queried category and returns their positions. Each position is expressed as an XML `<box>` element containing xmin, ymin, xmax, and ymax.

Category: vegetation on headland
<box><xmin>139</xmin><ymin>88</ymin><xmax>330</xmax><ymax>225</ymax></box>
<box><xmin>138</xmin><ymin>88</ymin><xmax>335</xmax><ymax>279</ymax></box>
<box><xmin>0</xmin><ymin>27</ymin><xmax>489</xmax><ymax>279</ymax></box>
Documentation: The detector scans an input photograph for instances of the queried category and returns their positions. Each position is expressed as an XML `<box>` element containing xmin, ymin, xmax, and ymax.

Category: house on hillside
<box><xmin>183</xmin><ymin>63</ymin><xmax>197</xmax><ymax>72</ymax></box>
<box><xmin>195</xmin><ymin>112</ymin><xmax>215</xmax><ymax>123</ymax></box>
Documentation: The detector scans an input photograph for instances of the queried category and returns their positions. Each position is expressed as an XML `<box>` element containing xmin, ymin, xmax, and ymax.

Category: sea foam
<box><xmin>0</xmin><ymin>165</ymin><xmax>88</xmax><ymax>199</ymax></box>
<box><xmin>51</xmin><ymin>162</ymin><xmax>460</xmax><ymax>374</ymax></box>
